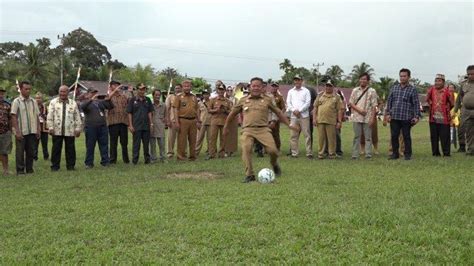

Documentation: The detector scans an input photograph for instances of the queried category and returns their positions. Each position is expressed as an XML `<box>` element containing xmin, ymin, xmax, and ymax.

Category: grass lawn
<box><xmin>0</xmin><ymin>121</ymin><xmax>472</xmax><ymax>264</ymax></box>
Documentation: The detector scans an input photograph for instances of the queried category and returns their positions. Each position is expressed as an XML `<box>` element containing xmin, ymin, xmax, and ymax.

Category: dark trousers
<box><xmin>34</xmin><ymin>131</ymin><xmax>49</xmax><ymax>160</ymax></box>
<box><xmin>16</xmin><ymin>134</ymin><xmax>36</xmax><ymax>174</ymax></box>
<box><xmin>109</xmin><ymin>123</ymin><xmax>129</xmax><ymax>164</ymax></box>
<box><xmin>429</xmin><ymin>122</ymin><xmax>450</xmax><ymax>156</ymax></box>
<box><xmin>390</xmin><ymin>120</ymin><xmax>412</xmax><ymax>158</ymax></box>
<box><xmin>133</xmin><ymin>130</ymin><xmax>150</xmax><ymax>164</ymax></box>
<box><xmin>271</xmin><ymin>122</ymin><xmax>281</xmax><ymax>151</ymax></box>
<box><xmin>84</xmin><ymin>125</ymin><xmax>109</xmax><ymax>166</ymax></box>
<box><xmin>51</xmin><ymin>136</ymin><xmax>76</xmax><ymax>170</ymax></box>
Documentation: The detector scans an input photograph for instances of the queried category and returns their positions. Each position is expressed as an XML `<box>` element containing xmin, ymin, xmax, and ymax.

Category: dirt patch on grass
<box><xmin>164</xmin><ymin>171</ymin><xmax>224</xmax><ymax>180</ymax></box>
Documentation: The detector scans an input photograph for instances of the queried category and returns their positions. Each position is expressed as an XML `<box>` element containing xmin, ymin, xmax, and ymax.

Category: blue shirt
<box><xmin>386</xmin><ymin>83</ymin><xmax>421</xmax><ymax>121</ymax></box>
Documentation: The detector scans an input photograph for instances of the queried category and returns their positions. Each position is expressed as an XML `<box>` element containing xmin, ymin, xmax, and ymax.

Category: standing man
<box><xmin>349</xmin><ymin>73</ymin><xmax>378</xmax><ymax>159</ymax></box>
<box><xmin>207</xmin><ymin>84</ymin><xmax>232</xmax><ymax>159</ymax></box>
<box><xmin>426</xmin><ymin>74</ymin><xmax>454</xmax><ymax>157</ymax></box>
<box><xmin>47</xmin><ymin>85</ymin><xmax>82</xmax><ymax>171</ymax></box>
<box><xmin>127</xmin><ymin>83</ymin><xmax>154</xmax><ymax>164</ymax></box>
<box><xmin>11</xmin><ymin>81</ymin><xmax>40</xmax><ymax>175</ymax></box>
<box><xmin>107</xmin><ymin>80</ymin><xmax>130</xmax><ymax>164</ymax></box>
<box><xmin>454</xmin><ymin>65</ymin><xmax>474</xmax><ymax>156</ymax></box>
<box><xmin>172</xmin><ymin>80</ymin><xmax>201</xmax><ymax>161</ymax></box>
<box><xmin>195</xmin><ymin>88</ymin><xmax>211</xmax><ymax>156</ymax></box>
<box><xmin>268</xmin><ymin>82</ymin><xmax>286</xmax><ymax>151</ymax></box>
<box><xmin>80</xmin><ymin>88</ymin><xmax>114</xmax><ymax>168</ymax></box>
<box><xmin>150</xmin><ymin>89</ymin><xmax>167</xmax><ymax>162</ymax></box>
<box><xmin>34</xmin><ymin>92</ymin><xmax>49</xmax><ymax>161</ymax></box>
<box><xmin>224</xmin><ymin>86</ymin><xmax>239</xmax><ymax>157</ymax></box>
<box><xmin>166</xmin><ymin>84</ymin><xmax>182</xmax><ymax>158</ymax></box>
<box><xmin>385</xmin><ymin>68</ymin><xmax>421</xmax><ymax>160</ymax></box>
<box><xmin>286</xmin><ymin>75</ymin><xmax>313</xmax><ymax>159</ymax></box>
<box><xmin>224</xmin><ymin>77</ymin><xmax>297</xmax><ymax>183</ymax></box>
<box><xmin>0</xmin><ymin>87</ymin><xmax>12</xmax><ymax>175</ymax></box>
<box><xmin>313</xmin><ymin>80</ymin><xmax>344</xmax><ymax>159</ymax></box>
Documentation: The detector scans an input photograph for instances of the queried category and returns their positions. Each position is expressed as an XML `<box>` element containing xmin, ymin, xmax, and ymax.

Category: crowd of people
<box><xmin>0</xmin><ymin>65</ymin><xmax>472</xmax><ymax>182</ymax></box>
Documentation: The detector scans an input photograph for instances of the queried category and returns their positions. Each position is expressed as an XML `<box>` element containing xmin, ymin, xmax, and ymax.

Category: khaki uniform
<box><xmin>270</xmin><ymin>93</ymin><xmax>285</xmax><ymax>150</ymax></box>
<box><xmin>224</xmin><ymin>97</ymin><xmax>239</xmax><ymax>155</ymax></box>
<box><xmin>209</xmin><ymin>96</ymin><xmax>232</xmax><ymax>158</ymax></box>
<box><xmin>165</xmin><ymin>94</ymin><xmax>178</xmax><ymax>158</ymax></box>
<box><xmin>455</xmin><ymin>80</ymin><xmax>474</xmax><ymax>155</ymax></box>
<box><xmin>195</xmin><ymin>100</ymin><xmax>211</xmax><ymax>156</ymax></box>
<box><xmin>314</xmin><ymin>92</ymin><xmax>343</xmax><ymax>157</ymax></box>
<box><xmin>172</xmin><ymin>93</ymin><xmax>199</xmax><ymax>160</ymax></box>
<box><xmin>230</xmin><ymin>94</ymin><xmax>280</xmax><ymax>176</ymax></box>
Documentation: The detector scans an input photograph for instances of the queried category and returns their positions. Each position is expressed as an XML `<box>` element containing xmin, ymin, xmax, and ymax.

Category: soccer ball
<box><xmin>257</xmin><ymin>168</ymin><xmax>275</xmax><ymax>184</ymax></box>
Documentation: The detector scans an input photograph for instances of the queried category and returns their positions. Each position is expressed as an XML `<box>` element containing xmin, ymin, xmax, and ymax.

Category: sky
<box><xmin>0</xmin><ymin>0</ymin><xmax>473</xmax><ymax>84</ymax></box>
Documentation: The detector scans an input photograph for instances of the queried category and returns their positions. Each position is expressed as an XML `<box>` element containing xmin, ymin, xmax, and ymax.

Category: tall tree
<box><xmin>376</xmin><ymin>76</ymin><xmax>394</xmax><ymax>100</ymax></box>
<box><xmin>279</xmin><ymin>58</ymin><xmax>294</xmax><ymax>73</ymax></box>
<box><xmin>159</xmin><ymin>67</ymin><xmax>179</xmax><ymax>80</ymax></box>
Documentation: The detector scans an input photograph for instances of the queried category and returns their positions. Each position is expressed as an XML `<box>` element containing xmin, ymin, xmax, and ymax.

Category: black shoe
<box><xmin>404</xmin><ymin>156</ymin><xmax>412</xmax><ymax>160</ymax></box>
<box><xmin>242</xmin><ymin>175</ymin><xmax>256</xmax><ymax>183</ymax></box>
<box><xmin>257</xmin><ymin>152</ymin><xmax>264</xmax><ymax>158</ymax></box>
<box><xmin>388</xmin><ymin>155</ymin><xmax>399</xmax><ymax>160</ymax></box>
<box><xmin>273</xmin><ymin>164</ymin><xmax>282</xmax><ymax>177</ymax></box>
<box><xmin>26</xmin><ymin>170</ymin><xmax>34</xmax><ymax>174</ymax></box>
<box><xmin>85</xmin><ymin>165</ymin><xmax>94</xmax><ymax>169</ymax></box>
<box><xmin>67</xmin><ymin>167</ymin><xmax>75</xmax><ymax>171</ymax></box>
<box><xmin>457</xmin><ymin>145</ymin><xmax>466</xmax><ymax>152</ymax></box>
<box><xmin>307</xmin><ymin>154</ymin><xmax>314</xmax><ymax>160</ymax></box>
<box><xmin>144</xmin><ymin>160</ymin><xmax>151</xmax><ymax>164</ymax></box>
<box><xmin>51</xmin><ymin>168</ymin><xmax>59</xmax><ymax>172</ymax></box>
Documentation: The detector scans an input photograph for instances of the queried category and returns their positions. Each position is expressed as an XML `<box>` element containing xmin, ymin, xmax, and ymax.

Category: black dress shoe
<box><xmin>404</xmin><ymin>156</ymin><xmax>412</xmax><ymax>160</ymax></box>
<box><xmin>257</xmin><ymin>152</ymin><xmax>264</xmax><ymax>158</ymax></box>
<box><xmin>242</xmin><ymin>175</ymin><xmax>256</xmax><ymax>183</ymax></box>
<box><xmin>51</xmin><ymin>168</ymin><xmax>59</xmax><ymax>172</ymax></box>
<box><xmin>273</xmin><ymin>164</ymin><xmax>282</xmax><ymax>177</ymax></box>
<box><xmin>388</xmin><ymin>155</ymin><xmax>399</xmax><ymax>160</ymax></box>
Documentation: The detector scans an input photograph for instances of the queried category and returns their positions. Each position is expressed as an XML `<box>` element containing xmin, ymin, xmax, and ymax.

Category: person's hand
<box><xmin>173</xmin><ymin>121</ymin><xmax>180</xmax><ymax>131</ymax></box>
<box><xmin>36</xmin><ymin>132</ymin><xmax>40</xmax><ymax>139</ymax></box>
<box><xmin>74</xmin><ymin>130</ymin><xmax>81</xmax><ymax>138</ymax></box>
<box><xmin>196</xmin><ymin>121</ymin><xmax>202</xmax><ymax>130</ymax></box>
<box><xmin>289</xmin><ymin>124</ymin><xmax>300</xmax><ymax>132</ymax></box>
<box><xmin>49</xmin><ymin>129</ymin><xmax>54</xmax><ymax>135</ymax></box>
<box><xmin>91</xmin><ymin>93</ymin><xmax>98</xmax><ymax>100</ymax></box>
<box><xmin>223</xmin><ymin>126</ymin><xmax>229</xmax><ymax>137</ymax></box>
<box><xmin>386</xmin><ymin>115</ymin><xmax>391</xmax><ymax>123</ymax></box>
<box><xmin>15</xmin><ymin>132</ymin><xmax>23</xmax><ymax>141</ymax></box>
<box><xmin>368</xmin><ymin>118</ymin><xmax>375</xmax><ymax>128</ymax></box>
<box><xmin>293</xmin><ymin>110</ymin><xmax>300</xmax><ymax>117</ymax></box>
<box><xmin>359</xmin><ymin>109</ymin><xmax>367</xmax><ymax>116</ymax></box>
<box><xmin>411</xmin><ymin>117</ymin><xmax>419</xmax><ymax>125</ymax></box>
<box><xmin>336</xmin><ymin>122</ymin><xmax>342</xmax><ymax>130</ymax></box>
<box><xmin>268</xmin><ymin>121</ymin><xmax>276</xmax><ymax>129</ymax></box>
<box><xmin>313</xmin><ymin>117</ymin><xmax>318</xmax><ymax>126</ymax></box>
<box><xmin>128</xmin><ymin>125</ymin><xmax>135</xmax><ymax>133</ymax></box>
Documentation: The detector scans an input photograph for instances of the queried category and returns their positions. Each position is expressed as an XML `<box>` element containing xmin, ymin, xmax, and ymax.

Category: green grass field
<box><xmin>1</xmin><ymin>121</ymin><xmax>472</xmax><ymax>264</ymax></box>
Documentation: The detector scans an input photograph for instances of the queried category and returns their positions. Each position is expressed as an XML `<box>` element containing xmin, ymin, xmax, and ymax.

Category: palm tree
<box><xmin>22</xmin><ymin>43</ymin><xmax>52</xmax><ymax>88</ymax></box>
<box><xmin>351</xmin><ymin>62</ymin><xmax>375</xmax><ymax>85</ymax></box>
<box><xmin>279</xmin><ymin>58</ymin><xmax>294</xmax><ymax>73</ymax></box>
<box><xmin>159</xmin><ymin>67</ymin><xmax>179</xmax><ymax>80</ymax></box>
<box><xmin>325</xmin><ymin>65</ymin><xmax>344</xmax><ymax>84</ymax></box>
<box><xmin>377</xmin><ymin>76</ymin><xmax>394</xmax><ymax>100</ymax></box>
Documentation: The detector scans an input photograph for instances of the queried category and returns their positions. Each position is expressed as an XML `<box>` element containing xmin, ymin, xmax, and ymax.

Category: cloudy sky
<box><xmin>0</xmin><ymin>0</ymin><xmax>472</xmax><ymax>84</ymax></box>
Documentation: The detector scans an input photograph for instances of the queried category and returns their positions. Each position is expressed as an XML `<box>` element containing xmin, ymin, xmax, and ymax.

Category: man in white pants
<box><xmin>286</xmin><ymin>75</ymin><xmax>313</xmax><ymax>159</ymax></box>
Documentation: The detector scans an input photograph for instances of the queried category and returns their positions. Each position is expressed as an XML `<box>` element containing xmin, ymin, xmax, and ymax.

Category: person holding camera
<box><xmin>80</xmin><ymin>87</ymin><xmax>114</xmax><ymax>168</ymax></box>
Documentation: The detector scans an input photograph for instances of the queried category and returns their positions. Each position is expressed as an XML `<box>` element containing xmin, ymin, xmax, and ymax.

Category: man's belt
<box><xmin>179</xmin><ymin>117</ymin><xmax>196</xmax><ymax>120</ymax></box>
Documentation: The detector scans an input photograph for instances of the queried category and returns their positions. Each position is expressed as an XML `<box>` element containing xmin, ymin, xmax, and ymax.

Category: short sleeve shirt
<box><xmin>314</xmin><ymin>93</ymin><xmax>344</xmax><ymax>125</ymax></box>
<box><xmin>11</xmin><ymin>95</ymin><xmax>39</xmax><ymax>135</ymax></box>
<box><xmin>127</xmin><ymin>96</ymin><xmax>153</xmax><ymax>131</ymax></box>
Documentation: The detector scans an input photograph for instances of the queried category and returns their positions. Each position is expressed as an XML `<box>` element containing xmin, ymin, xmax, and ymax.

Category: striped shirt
<box><xmin>386</xmin><ymin>84</ymin><xmax>421</xmax><ymax>121</ymax></box>
<box><xmin>11</xmin><ymin>95</ymin><xmax>39</xmax><ymax>135</ymax></box>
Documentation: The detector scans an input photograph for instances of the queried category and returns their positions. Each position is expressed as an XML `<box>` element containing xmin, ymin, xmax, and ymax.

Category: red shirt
<box><xmin>426</xmin><ymin>87</ymin><xmax>453</xmax><ymax>125</ymax></box>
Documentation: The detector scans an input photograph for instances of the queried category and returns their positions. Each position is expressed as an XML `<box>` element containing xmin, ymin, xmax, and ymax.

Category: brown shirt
<box><xmin>273</xmin><ymin>93</ymin><xmax>286</xmax><ymax>111</ymax></box>
<box><xmin>0</xmin><ymin>100</ymin><xmax>11</xmax><ymax>134</ymax></box>
<box><xmin>231</xmin><ymin>94</ymin><xmax>280</xmax><ymax>128</ymax></box>
<box><xmin>314</xmin><ymin>92</ymin><xmax>344</xmax><ymax>125</ymax></box>
<box><xmin>209</xmin><ymin>96</ymin><xmax>232</xmax><ymax>126</ymax></box>
<box><xmin>107</xmin><ymin>92</ymin><xmax>129</xmax><ymax>126</ymax></box>
<box><xmin>172</xmin><ymin>93</ymin><xmax>199</xmax><ymax>119</ymax></box>
<box><xmin>199</xmin><ymin>100</ymin><xmax>211</xmax><ymax>125</ymax></box>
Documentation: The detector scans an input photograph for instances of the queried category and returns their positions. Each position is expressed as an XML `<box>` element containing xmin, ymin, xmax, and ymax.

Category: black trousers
<box><xmin>109</xmin><ymin>123</ymin><xmax>129</xmax><ymax>164</ymax></box>
<box><xmin>429</xmin><ymin>122</ymin><xmax>450</xmax><ymax>156</ymax></box>
<box><xmin>16</xmin><ymin>134</ymin><xmax>36</xmax><ymax>174</ymax></box>
<box><xmin>34</xmin><ymin>131</ymin><xmax>49</xmax><ymax>160</ymax></box>
<box><xmin>132</xmin><ymin>130</ymin><xmax>150</xmax><ymax>164</ymax></box>
<box><xmin>51</xmin><ymin>136</ymin><xmax>76</xmax><ymax>170</ymax></box>
<box><xmin>390</xmin><ymin>119</ymin><xmax>412</xmax><ymax>157</ymax></box>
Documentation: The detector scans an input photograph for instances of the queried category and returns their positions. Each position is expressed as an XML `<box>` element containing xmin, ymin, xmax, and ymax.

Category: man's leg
<box><xmin>195</xmin><ymin>124</ymin><xmax>206</xmax><ymax>155</ymax></box>
<box><xmin>217</xmin><ymin>125</ymin><xmax>225</xmax><ymax>158</ymax></box>
<box><xmin>97</xmin><ymin>126</ymin><xmax>110</xmax><ymax>166</ymax></box>
<box><xmin>158</xmin><ymin>137</ymin><xmax>166</xmax><ymax>160</ymax></box>
<box><xmin>108</xmin><ymin>124</ymin><xmax>119</xmax><ymax>164</ymax></box>
<box><xmin>401</xmin><ymin>120</ymin><xmax>412</xmax><ymax>158</ymax></box>
<box><xmin>167</xmin><ymin>127</ymin><xmax>177</xmax><ymax>158</ymax></box>
<box><xmin>24</xmin><ymin>134</ymin><xmax>36</xmax><ymax>173</ymax></box>
<box><xmin>84</xmin><ymin>127</ymin><xmax>97</xmax><ymax>167</ymax></box>
<box><xmin>15</xmin><ymin>137</ymin><xmax>25</xmax><ymax>174</ymax></box>
<box><xmin>176</xmin><ymin>119</ymin><xmax>189</xmax><ymax>160</ymax></box>
<box><xmin>363</xmin><ymin>123</ymin><xmax>373</xmax><ymax>158</ymax></box>
<box><xmin>326</xmin><ymin>124</ymin><xmax>337</xmax><ymax>158</ymax></box>
<box><xmin>241</xmin><ymin>130</ymin><xmax>255</xmax><ymax>178</ymax></box>
<box><xmin>188</xmin><ymin>120</ymin><xmax>197</xmax><ymax>160</ymax></box>
<box><xmin>132</xmin><ymin>131</ymin><xmax>140</xmax><ymax>164</ymax></box>
<box><xmin>458</xmin><ymin>111</ymin><xmax>466</xmax><ymax>151</ymax></box>
<box><xmin>150</xmin><ymin>137</ymin><xmax>157</xmax><ymax>161</ymax></box>
<box><xmin>429</xmin><ymin>122</ymin><xmax>440</xmax><ymax>156</ymax></box>
<box><xmin>50</xmin><ymin>135</ymin><xmax>63</xmax><ymax>170</ymax></box>
<box><xmin>390</xmin><ymin>120</ymin><xmax>402</xmax><ymax>158</ymax></box>
<box><xmin>335</xmin><ymin>128</ymin><xmax>342</xmax><ymax>155</ymax></box>
<box><xmin>65</xmin><ymin>136</ymin><xmax>76</xmax><ymax>170</ymax></box>
<box><xmin>464</xmin><ymin>118</ymin><xmax>474</xmax><ymax>155</ymax></box>
<box><xmin>352</xmin><ymin>122</ymin><xmax>362</xmax><ymax>158</ymax></box>
<box><xmin>119</xmin><ymin>124</ymin><xmax>130</xmax><ymax>163</ymax></box>
<box><xmin>208</xmin><ymin>124</ymin><xmax>218</xmax><ymax>158</ymax></box>
<box><xmin>317</xmin><ymin>124</ymin><xmax>327</xmax><ymax>158</ymax></box>
<box><xmin>143</xmin><ymin>130</ymin><xmax>151</xmax><ymax>163</ymax></box>
<box><xmin>289</xmin><ymin>118</ymin><xmax>301</xmax><ymax>156</ymax></box>
<box><xmin>254</xmin><ymin>128</ymin><xmax>279</xmax><ymax>172</ymax></box>
<box><xmin>439</xmin><ymin>123</ymin><xmax>451</xmax><ymax>156</ymax></box>
<box><xmin>271</xmin><ymin>122</ymin><xmax>281</xmax><ymax>151</ymax></box>
<box><xmin>41</xmin><ymin>132</ymin><xmax>49</xmax><ymax>160</ymax></box>
<box><xmin>301</xmin><ymin>117</ymin><xmax>313</xmax><ymax>157</ymax></box>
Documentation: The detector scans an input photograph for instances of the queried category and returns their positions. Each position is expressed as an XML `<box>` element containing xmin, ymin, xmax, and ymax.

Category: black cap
<box><xmin>217</xmin><ymin>84</ymin><xmax>226</xmax><ymax>90</ymax></box>
<box><xmin>109</xmin><ymin>80</ymin><xmax>121</xmax><ymax>86</ymax></box>
<box><xmin>202</xmin><ymin>88</ymin><xmax>210</xmax><ymax>94</ymax></box>
<box><xmin>137</xmin><ymin>83</ymin><xmax>147</xmax><ymax>90</ymax></box>
<box><xmin>271</xmin><ymin>82</ymin><xmax>279</xmax><ymax>87</ymax></box>
<box><xmin>293</xmin><ymin>75</ymin><xmax>302</xmax><ymax>80</ymax></box>
<box><xmin>0</xmin><ymin>87</ymin><xmax>6</xmax><ymax>92</ymax></box>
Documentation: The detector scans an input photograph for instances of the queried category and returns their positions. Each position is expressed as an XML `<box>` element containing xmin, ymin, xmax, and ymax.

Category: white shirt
<box><xmin>286</xmin><ymin>86</ymin><xmax>311</xmax><ymax>118</ymax></box>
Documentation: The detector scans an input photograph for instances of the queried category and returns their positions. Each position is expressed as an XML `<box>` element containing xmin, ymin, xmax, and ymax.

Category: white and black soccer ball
<box><xmin>257</xmin><ymin>168</ymin><xmax>275</xmax><ymax>184</ymax></box>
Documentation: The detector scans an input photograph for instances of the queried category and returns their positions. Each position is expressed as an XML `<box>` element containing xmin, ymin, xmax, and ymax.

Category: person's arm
<box><xmin>286</xmin><ymin>90</ymin><xmax>293</xmax><ymax>113</ymax></box>
<box><xmin>312</xmin><ymin>98</ymin><xmax>319</xmax><ymax>126</ymax></box>
<box><xmin>223</xmin><ymin>100</ymin><xmax>244</xmax><ymax>135</ymax></box>
<box><xmin>10</xmin><ymin>99</ymin><xmax>22</xmax><ymax>140</ymax></box>
<box><xmin>453</xmin><ymin>86</ymin><xmax>463</xmax><ymax>113</ymax></box>
<box><xmin>126</xmin><ymin>98</ymin><xmax>135</xmax><ymax>133</ymax></box>
<box><xmin>300</xmin><ymin>90</ymin><xmax>311</xmax><ymax>114</ymax></box>
<box><xmin>35</xmin><ymin>102</ymin><xmax>41</xmax><ymax>138</ymax></box>
<box><xmin>74</xmin><ymin>104</ymin><xmax>83</xmax><ymax>137</ymax></box>
<box><xmin>412</xmin><ymin>88</ymin><xmax>421</xmax><ymax>123</ymax></box>
<box><xmin>46</xmin><ymin>101</ymin><xmax>54</xmax><ymax>135</ymax></box>
<box><xmin>80</xmin><ymin>100</ymin><xmax>92</xmax><ymax>112</ymax></box>
<box><xmin>268</xmin><ymin>100</ymin><xmax>298</xmax><ymax>131</ymax></box>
